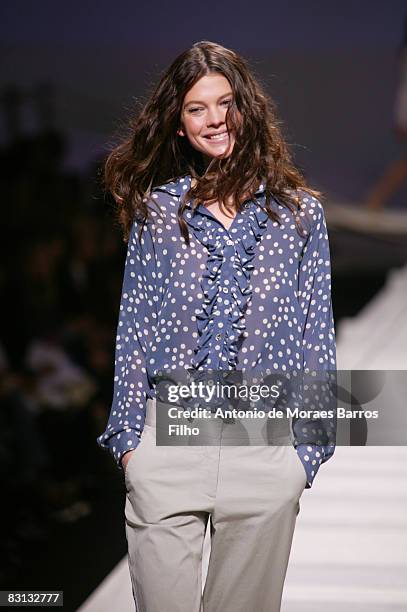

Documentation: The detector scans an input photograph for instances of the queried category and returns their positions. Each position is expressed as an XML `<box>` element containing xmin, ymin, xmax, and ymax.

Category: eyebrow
<box><xmin>183</xmin><ymin>92</ymin><xmax>233</xmax><ymax>107</ymax></box>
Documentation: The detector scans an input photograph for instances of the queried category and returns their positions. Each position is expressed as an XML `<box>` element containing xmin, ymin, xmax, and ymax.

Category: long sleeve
<box><xmin>292</xmin><ymin>195</ymin><xmax>337</xmax><ymax>487</ymax></box>
<box><xmin>96</xmin><ymin>219</ymin><xmax>158</xmax><ymax>470</ymax></box>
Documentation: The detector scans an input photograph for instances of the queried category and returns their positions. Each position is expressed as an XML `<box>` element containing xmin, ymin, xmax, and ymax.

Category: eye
<box><xmin>186</xmin><ymin>99</ymin><xmax>232</xmax><ymax>113</ymax></box>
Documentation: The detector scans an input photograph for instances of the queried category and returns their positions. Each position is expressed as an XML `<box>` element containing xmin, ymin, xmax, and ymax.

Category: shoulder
<box><xmin>296</xmin><ymin>189</ymin><xmax>325</xmax><ymax>220</ymax></box>
<box><xmin>142</xmin><ymin>176</ymin><xmax>188</xmax><ymax>225</ymax></box>
<box><xmin>292</xmin><ymin>189</ymin><xmax>326</xmax><ymax>236</ymax></box>
<box><xmin>128</xmin><ymin>176</ymin><xmax>188</xmax><ymax>252</ymax></box>
<box><xmin>147</xmin><ymin>195</ymin><xmax>178</xmax><ymax>228</ymax></box>
<box><xmin>128</xmin><ymin>183</ymin><xmax>180</xmax><ymax>237</ymax></box>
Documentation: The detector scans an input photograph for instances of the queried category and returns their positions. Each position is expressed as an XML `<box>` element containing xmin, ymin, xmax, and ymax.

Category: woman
<box><xmin>97</xmin><ymin>41</ymin><xmax>336</xmax><ymax>612</ymax></box>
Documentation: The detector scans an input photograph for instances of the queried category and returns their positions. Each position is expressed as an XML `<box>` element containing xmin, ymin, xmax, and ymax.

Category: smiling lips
<box><xmin>204</xmin><ymin>131</ymin><xmax>229</xmax><ymax>142</ymax></box>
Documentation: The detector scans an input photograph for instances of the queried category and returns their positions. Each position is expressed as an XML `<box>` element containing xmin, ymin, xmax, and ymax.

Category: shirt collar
<box><xmin>153</xmin><ymin>174</ymin><xmax>266</xmax><ymax>209</ymax></box>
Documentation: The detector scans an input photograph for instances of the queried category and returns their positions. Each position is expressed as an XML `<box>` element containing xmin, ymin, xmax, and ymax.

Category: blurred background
<box><xmin>1</xmin><ymin>1</ymin><xmax>407</xmax><ymax>610</ymax></box>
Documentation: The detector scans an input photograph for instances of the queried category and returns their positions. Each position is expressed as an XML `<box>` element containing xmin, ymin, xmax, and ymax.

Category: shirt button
<box><xmin>225</xmin><ymin>239</ymin><xmax>234</xmax><ymax>246</ymax></box>
<box><xmin>222</xmin><ymin>287</ymin><xmax>229</xmax><ymax>293</ymax></box>
<box><xmin>215</xmin><ymin>332</ymin><xmax>222</xmax><ymax>340</ymax></box>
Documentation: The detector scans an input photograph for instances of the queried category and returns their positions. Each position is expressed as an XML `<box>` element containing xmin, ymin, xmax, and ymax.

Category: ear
<box><xmin>177</xmin><ymin>127</ymin><xmax>185</xmax><ymax>137</ymax></box>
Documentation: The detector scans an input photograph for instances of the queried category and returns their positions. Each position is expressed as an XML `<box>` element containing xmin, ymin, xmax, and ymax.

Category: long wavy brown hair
<box><xmin>104</xmin><ymin>40</ymin><xmax>321</xmax><ymax>244</ymax></box>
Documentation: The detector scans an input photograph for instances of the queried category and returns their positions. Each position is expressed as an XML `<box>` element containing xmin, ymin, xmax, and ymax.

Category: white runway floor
<box><xmin>79</xmin><ymin>264</ymin><xmax>407</xmax><ymax>612</ymax></box>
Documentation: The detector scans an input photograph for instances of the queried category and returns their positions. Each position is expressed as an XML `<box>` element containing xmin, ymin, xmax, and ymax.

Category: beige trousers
<box><xmin>124</xmin><ymin>398</ymin><xmax>307</xmax><ymax>612</ymax></box>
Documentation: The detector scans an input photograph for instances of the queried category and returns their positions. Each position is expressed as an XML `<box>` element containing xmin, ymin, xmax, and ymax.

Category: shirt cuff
<box><xmin>97</xmin><ymin>430</ymin><xmax>141</xmax><ymax>470</ymax></box>
<box><xmin>321</xmin><ymin>442</ymin><xmax>336</xmax><ymax>463</ymax></box>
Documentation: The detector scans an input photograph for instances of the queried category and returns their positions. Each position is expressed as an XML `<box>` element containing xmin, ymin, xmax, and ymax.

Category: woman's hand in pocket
<box><xmin>121</xmin><ymin>449</ymin><xmax>137</xmax><ymax>473</ymax></box>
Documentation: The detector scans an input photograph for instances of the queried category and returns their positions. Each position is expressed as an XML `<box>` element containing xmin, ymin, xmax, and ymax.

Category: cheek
<box><xmin>186</xmin><ymin>117</ymin><xmax>204</xmax><ymax>138</ymax></box>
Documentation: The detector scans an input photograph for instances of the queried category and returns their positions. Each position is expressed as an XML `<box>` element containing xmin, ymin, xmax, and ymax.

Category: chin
<box><xmin>201</xmin><ymin>143</ymin><xmax>235</xmax><ymax>161</ymax></box>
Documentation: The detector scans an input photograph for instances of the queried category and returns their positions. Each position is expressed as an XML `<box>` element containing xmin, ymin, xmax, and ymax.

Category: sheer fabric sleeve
<box><xmin>96</xmin><ymin>219</ymin><xmax>158</xmax><ymax>470</ymax></box>
<box><xmin>292</xmin><ymin>195</ymin><xmax>337</xmax><ymax>487</ymax></box>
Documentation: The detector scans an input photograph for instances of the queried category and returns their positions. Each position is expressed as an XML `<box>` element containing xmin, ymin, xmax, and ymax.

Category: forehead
<box><xmin>183</xmin><ymin>74</ymin><xmax>232</xmax><ymax>102</ymax></box>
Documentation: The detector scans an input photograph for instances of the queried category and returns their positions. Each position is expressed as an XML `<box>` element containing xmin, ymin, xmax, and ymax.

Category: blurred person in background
<box><xmin>365</xmin><ymin>14</ymin><xmax>407</xmax><ymax>210</ymax></box>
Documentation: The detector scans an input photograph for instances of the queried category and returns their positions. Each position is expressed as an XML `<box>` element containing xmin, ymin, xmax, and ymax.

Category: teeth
<box><xmin>208</xmin><ymin>132</ymin><xmax>228</xmax><ymax>140</ymax></box>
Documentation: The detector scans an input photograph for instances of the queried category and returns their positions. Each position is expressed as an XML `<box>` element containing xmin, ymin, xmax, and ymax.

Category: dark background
<box><xmin>1</xmin><ymin>0</ymin><xmax>407</xmax><ymax>203</ymax></box>
<box><xmin>0</xmin><ymin>2</ymin><xmax>406</xmax><ymax>610</ymax></box>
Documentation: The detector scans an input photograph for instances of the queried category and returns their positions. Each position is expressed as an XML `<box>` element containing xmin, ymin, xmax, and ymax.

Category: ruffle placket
<box><xmin>183</xmin><ymin>188</ymin><xmax>270</xmax><ymax>373</ymax></box>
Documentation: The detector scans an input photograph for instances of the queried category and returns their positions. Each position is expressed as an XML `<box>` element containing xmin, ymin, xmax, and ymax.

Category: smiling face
<box><xmin>178</xmin><ymin>73</ymin><xmax>238</xmax><ymax>163</ymax></box>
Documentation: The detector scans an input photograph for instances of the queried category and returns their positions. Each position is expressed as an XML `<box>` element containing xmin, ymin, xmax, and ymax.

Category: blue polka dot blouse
<box><xmin>96</xmin><ymin>174</ymin><xmax>337</xmax><ymax>488</ymax></box>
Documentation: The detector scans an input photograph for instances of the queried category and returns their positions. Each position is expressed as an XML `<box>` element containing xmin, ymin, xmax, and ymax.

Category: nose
<box><xmin>206</xmin><ymin>106</ymin><xmax>225</xmax><ymax>128</ymax></box>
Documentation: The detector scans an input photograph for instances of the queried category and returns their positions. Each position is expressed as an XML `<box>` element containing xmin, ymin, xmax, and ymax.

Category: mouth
<box><xmin>203</xmin><ymin>131</ymin><xmax>229</xmax><ymax>142</ymax></box>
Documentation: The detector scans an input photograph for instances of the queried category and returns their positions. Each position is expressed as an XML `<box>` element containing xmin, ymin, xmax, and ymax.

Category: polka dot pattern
<box><xmin>96</xmin><ymin>174</ymin><xmax>337</xmax><ymax>488</ymax></box>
